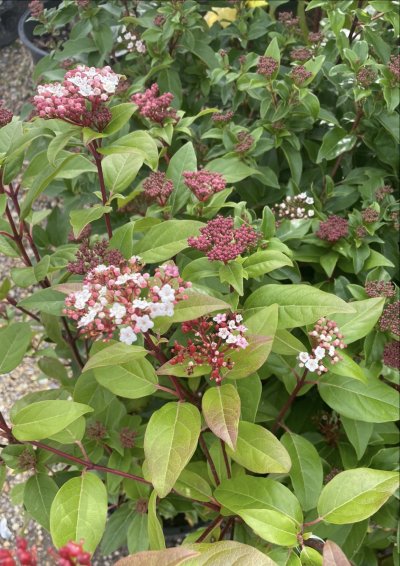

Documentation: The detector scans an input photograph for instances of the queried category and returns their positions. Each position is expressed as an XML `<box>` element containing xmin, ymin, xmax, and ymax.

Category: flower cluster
<box><xmin>383</xmin><ymin>340</ymin><xmax>400</xmax><ymax>369</ymax></box>
<box><xmin>375</xmin><ymin>184</ymin><xmax>394</xmax><ymax>201</ymax></box>
<box><xmin>131</xmin><ymin>84</ymin><xmax>176</xmax><ymax>124</ymax></box>
<box><xmin>170</xmin><ymin>313</ymin><xmax>248</xmax><ymax>383</ymax></box>
<box><xmin>365</xmin><ymin>280</ymin><xmax>395</xmax><ymax>298</ymax></box>
<box><xmin>0</xmin><ymin>537</ymin><xmax>37</xmax><ymax>566</ymax></box>
<box><xmin>290</xmin><ymin>47</ymin><xmax>313</xmax><ymax>62</ymax></box>
<box><xmin>64</xmin><ymin>258</ymin><xmax>190</xmax><ymax>344</ymax></box>
<box><xmin>274</xmin><ymin>193</ymin><xmax>314</xmax><ymax>220</ymax></box>
<box><xmin>117</xmin><ymin>26</ymin><xmax>146</xmax><ymax>54</ymax></box>
<box><xmin>388</xmin><ymin>54</ymin><xmax>400</xmax><ymax>82</ymax></box>
<box><xmin>50</xmin><ymin>541</ymin><xmax>91</xmax><ymax>565</ymax></box>
<box><xmin>183</xmin><ymin>170</ymin><xmax>226</xmax><ymax>202</ymax></box>
<box><xmin>291</xmin><ymin>65</ymin><xmax>312</xmax><ymax>85</ymax></box>
<box><xmin>278</xmin><ymin>11</ymin><xmax>299</xmax><ymax>28</ymax></box>
<box><xmin>75</xmin><ymin>0</ymin><xmax>90</xmax><ymax>7</ymax></box>
<box><xmin>379</xmin><ymin>301</ymin><xmax>400</xmax><ymax>336</ymax></box>
<box><xmin>212</xmin><ymin>110</ymin><xmax>234</xmax><ymax>123</ymax></box>
<box><xmin>68</xmin><ymin>237</ymin><xmax>124</xmax><ymax>275</ymax></box>
<box><xmin>316</xmin><ymin>215</ymin><xmax>349</xmax><ymax>242</ymax></box>
<box><xmin>256</xmin><ymin>56</ymin><xmax>278</xmax><ymax>77</ymax></box>
<box><xmin>297</xmin><ymin>318</ymin><xmax>346</xmax><ymax>374</ymax></box>
<box><xmin>308</xmin><ymin>32</ymin><xmax>323</xmax><ymax>43</ymax></box>
<box><xmin>143</xmin><ymin>171</ymin><xmax>174</xmax><ymax>207</ymax></box>
<box><xmin>119</xmin><ymin>427</ymin><xmax>136</xmax><ymax>448</ymax></box>
<box><xmin>357</xmin><ymin>67</ymin><xmax>377</xmax><ymax>87</ymax></box>
<box><xmin>361</xmin><ymin>207</ymin><xmax>379</xmax><ymax>223</ymax></box>
<box><xmin>33</xmin><ymin>65</ymin><xmax>120</xmax><ymax>128</ymax></box>
<box><xmin>153</xmin><ymin>14</ymin><xmax>166</xmax><ymax>27</ymax></box>
<box><xmin>28</xmin><ymin>0</ymin><xmax>44</xmax><ymax>19</ymax></box>
<box><xmin>235</xmin><ymin>131</ymin><xmax>254</xmax><ymax>153</ymax></box>
<box><xmin>0</xmin><ymin>100</ymin><xmax>13</xmax><ymax>127</ymax></box>
<box><xmin>188</xmin><ymin>216</ymin><xmax>259</xmax><ymax>263</ymax></box>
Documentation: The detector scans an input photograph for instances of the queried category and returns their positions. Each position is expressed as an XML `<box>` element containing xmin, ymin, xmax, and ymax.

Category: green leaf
<box><xmin>239</xmin><ymin>509</ymin><xmax>299</xmax><ymax>547</ymax></box>
<box><xmin>300</xmin><ymin>547</ymin><xmax>322</xmax><ymax>565</ymax></box>
<box><xmin>244</xmin><ymin>285</ymin><xmax>355</xmax><ymax>329</ymax></box>
<box><xmin>302</xmin><ymin>55</ymin><xmax>326</xmax><ymax>86</ymax></box>
<box><xmin>70</xmin><ymin>205</ymin><xmax>112</xmax><ymax>238</ymax></box>
<box><xmin>317</xmin><ymin>127</ymin><xmax>357</xmax><ymax>163</ymax></box>
<box><xmin>318</xmin><ymin>373</ymin><xmax>399</xmax><ymax>423</ymax></box>
<box><xmin>174</xmin><ymin>469</ymin><xmax>213</xmax><ymax>503</ymax></box>
<box><xmin>18</xmin><ymin>288</ymin><xmax>66</xmax><ymax>316</ymax></box>
<box><xmin>226</xmin><ymin>334</ymin><xmax>274</xmax><ymax>379</ymax></box>
<box><xmin>0</xmin><ymin>323</ymin><xmax>31</xmax><ymax>374</ymax></box>
<box><xmin>272</xmin><ymin>330</ymin><xmax>304</xmax><ymax>356</ymax></box>
<box><xmin>94</xmin><ymin>357</ymin><xmax>158</xmax><ymax>399</ymax></box>
<box><xmin>207</xmin><ymin>157</ymin><xmax>258</xmax><ymax>183</ymax></box>
<box><xmin>115</xmin><ymin>547</ymin><xmax>199</xmax><ymax>566</ymax></box>
<box><xmin>134</xmin><ymin>219</ymin><xmax>203</xmax><ymax>263</ymax></box>
<box><xmin>244</xmin><ymin>304</ymin><xmax>279</xmax><ymax>338</ymax></box>
<box><xmin>83</xmin><ymin>342</ymin><xmax>147</xmax><ymax>371</ymax></box>
<box><xmin>317</xmin><ymin>468</ymin><xmax>399</xmax><ymax>524</ymax></box>
<box><xmin>327</xmin><ymin>352</ymin><xmax>367</xmax><ymax>383</ymax></box>
<box><xmin>202</xmin><ymin>384</ymin><xmax>241</xmax><ymax>450</ymax></box>
<box><xmin>182</xmin><ymin>257</ymin><xmax>220</xmax><ymax>282</ymax></box>
<box><xmin>47</xmin><ymin>126</ymin><xmax>80</xmax><ymax>165</ymax></box>
<box><xmin>281</xmin><ymin>142</ymin><xmax>302</xmax><ymax>185</ymax></box>
<box><xmin>47</xmin><ymin>416</ymin><xmax>86</xmax><ymax>444</ymax></box>
<box><xmin>340</xmin><ymin>417</ymin><xmax>373</xmax><ymax>460</ymax></box>
<box><xmin>11</xmin><ymin>400</ymin><xmax>93</xmax><ymax>441</ymax></box>
<box><xmin>243</xmin><ymin>251</ymin><xmax>293</xmax><ymax>278</ymax></box>
<box><xmin>167</xmin><ymin>291</ymin><xmax>230</xmax><ymax>323</ymax></box>
<box><xmin>102</xmin><ymin>152</ymin><xmax>144</xmax><ymax>193</ymax></box>
<box><xmin>103</xmin><ymin>130</ymin><xmax>159</xmax><ymax>171</ymax></box>
<box><xmin>24</xmin><ymin>474</ymin><xmax>58</xmax><ymax>530</ymax></box>
<box><xmin>50</xmin><ymin>473</ymin><xmax>107</xmax><ymax>552</ymax></box>
<box><xmin>214</xmin><ymin>475</ymin><xmax>303</xmax><ymax>524</ymax></box>
<box><xmin>166</xmin><ymin>142</ymin><xmax>197</xmax><ymax>214</ymax></box>
<box><xmin>127</xmin><ymin>514</ymin><xmax>149</xmax><ymax>554</ymax></box>
<box><xmin>148</xmin><ymin>490</ymin><xmax>166</xmax><ymax>550</ymax></box>
<box><xmin>332</xmin><ymin>297</ymin><xmax>385</xmax><ymax>344</ymax></box>
<box><xmin>101</xmin><ymin>504</ymin><xmax>136</xmax><ymax>556</ymax></box>
<box><xmin>281</xmin><ymin>432</ymin><xmax>323</xmax><ymax>511</ymax></box>
<box><xmin>235</xmin><ymin>374</ymin><xmax>262</xmax><ymax>422</ymax></box>
<box><xmin>226</xmin><ymin>421</ymin><xmax>291</xmax><ymax>474</ymax></box>
<box><xmin>103</xmin><ymin>103</ymin><xmax>136</xmax><ymax>136</ymax></box>
<box><xmin>144</xmin><ymin>402</ymin><xmax>201</xmax><ymax>498</ymax></box>
<box><xmin>109</xmin><ymin>222</ymin><xmax>136</xmax><ymax>259</ymax></box>
<box><xmin>219</xmin><ymin>262</ymin><xmax>244</xmax><ymax>295</ymax></box>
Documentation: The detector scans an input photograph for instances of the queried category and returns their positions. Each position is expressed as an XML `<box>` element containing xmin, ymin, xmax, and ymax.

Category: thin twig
<box><xmin>220</xmin><ymin>439</ymin><xmax>231</xmax><ymax>479</ymax></box>
<box><xmin>272</xmin><ymin>370</ymin><xmax>309</xmax><ymax>433</ymax></box>
<box><xmin>195</xmin><ymin>515</ymin><xmax>223</xmax><ymax>543</ymax></box>
<box><xmin>199</xmin><ymin>434</ymin><xmax>220</xmax><ymax>486</ymax></box>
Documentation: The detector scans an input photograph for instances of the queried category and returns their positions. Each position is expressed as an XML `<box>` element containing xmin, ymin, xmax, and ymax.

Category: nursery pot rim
<box><xmin>18</xmin><ymin>10</ymin><xmax>49</xmax><ymax>61</ymax></box>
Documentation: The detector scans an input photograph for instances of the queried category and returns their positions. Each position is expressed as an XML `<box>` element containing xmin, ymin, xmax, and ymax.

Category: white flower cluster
<box><xmin>64</xmin><ymin>65</ymin><xmax>120</xmax><ymax>99</ymax></box>
<box><xmin>117</xmin><ymin>26</ymin><xmax>146</xmax><ymax>54</ymax></box>
<box><xmin>275</xmin><ymin>192</ymin><xmax>315</xmax><ymax>220</ymax></box>
<box><xmin>213</xmin><ymin>313</ymin><xmax>249</xmax><ymax>349</ymax></box>
<box><xmin>297</xmin><ymin>318</ymin><xmax>346</xmax><ymax>375</ymax></box>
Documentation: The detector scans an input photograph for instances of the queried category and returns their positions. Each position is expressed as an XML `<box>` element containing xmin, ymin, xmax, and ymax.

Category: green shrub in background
<box><xmin>0</xmin><ymin>1</ymin><xmax>399</xmax><ymax>564</ymax></box>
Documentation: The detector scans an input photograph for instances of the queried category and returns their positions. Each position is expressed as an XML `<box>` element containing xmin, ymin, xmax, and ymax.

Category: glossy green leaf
<box><xmin>94</xmin><ymin>357</ymin><xmax>158</xmax><ymax>399</ymax></box>
<box><xmin>317</xmin><ymin>468</ymin><xmax>399</xmax><ymax>524</ymax></box>
<box><xmin>340</xmin><ymin>417</ymin><xmax>373</xmax><ymax>460</ymax></box>
<box><xmin>300</xmin><ymin>546</ymin><xmax>322</xmax><ymax>565</ymax></box>
<box><xmin>70</xmin><ymin>205</ymin><xmax>112</xmax><ymax>238</ymax></box>
<box><xmin>144</xmin><ymin>402</ymin><xmax>201</xmax><ymax>497</ymax></box>
<box><xmin>18</xmin><ymin>288</ymin><xmax>66</xmax><ymax>316</ymax></box>
<box><xmin>147</xmin><ymin>490</ymin><xmax>165</xmax><ymax>550</ymax></box>
<box><xmin>239</xmin><ymin>509</ymin><xmax>299</xmax><ymax>547</ymax></box>
<box><xmin>243</xmin><ymin>250</ymin><xmax>293</xmax><ymax>278</ymax></box>
<box><xmin>219</xmin><ymin>262</ymin><xmax>244</xmax><ymax>295</ymax></box>
<box><xmin>0</xmin><ymin>323</ymin><xmax>31</xmax><ymax>374</ymax></box>
<box><xmin>11</xmin><ymin>400</ymin><xmax>93</xmax><ymax>441</ymax></box>
<box><xmin>202</xmin><ymin>384</ymin><xmax>241</xmax><ymax>450</ymax></box>
<box><xmin>127</xmin><ymin>513</ymin><xmax>149</xmax><ymax>554</ymax></box>
<box><xmin>225</xmin><ymin>334</ymin><xmax>274</xmax><ymax>379</ymax></box>
<box><xmin>102</xmin><ymin>152</ymin><xmax>144</xmax><ymax>192</ymax></box>
<box><xmin>226</xmin><ymin>421</ymin><xmax>291</xmax><ymax>474</ymax></box>
<box><xmin>331</xmin><ymin>298</ymin><xmax>385</xmax><ymax>344</ymax></box>
<box><xmin>50</xmin><ymin>473</ymin><xmax>107</xmax><ymax>552</ymax></box>
<box><xmin>174</xmin><ymin>469</ymin><xmax>213</xmax><ymax>503</ymax></box>
<box><xmin>84</xmin><ymin>342</ymin><xmax>147</xmax><ymax>371</ymax></box>
<box><xmin>166</xmin><ymin>142</ymin><xmax>197</xmax><ymax>213</ymax></box>
<box><xmin>24</xmin><ymin>474</ymin><xmax>58</xmax><ymax>531</ymax></box>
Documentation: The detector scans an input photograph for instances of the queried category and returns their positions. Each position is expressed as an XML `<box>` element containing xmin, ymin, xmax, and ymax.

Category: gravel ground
<box><xmin>0</xmin><ymin>40</ymin><xmax>125</xmax><ymax>565</ymax></box>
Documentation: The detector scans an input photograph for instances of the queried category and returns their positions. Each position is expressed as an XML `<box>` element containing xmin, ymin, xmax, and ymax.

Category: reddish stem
<box><xmin>220</xmin><ymin>439</ymin><xmax>231</xmax><ymax>479</ymax></box>
<box><xmin>272</xmin><ymin>370</ymin><xmax>309</xmax><ymax>433</ymax></box>
<box><xmin>195</xmin><ymin>515</ymin><xmax>223</xmax><ymax>543</ymax></box>
<box><xmin>199</xmin><ymin>434</ymin><xmax>220</xmax><ymax>486</ymax></box>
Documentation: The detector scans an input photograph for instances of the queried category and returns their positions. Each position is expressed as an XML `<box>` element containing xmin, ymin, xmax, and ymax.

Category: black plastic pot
<box><xmin>18</xmin><ymin>10</ymin><xmax>49</xmax><ymax>63</ymax></box>
<box><xmin>0</xmin><ymin>1</ymin><xmax>28</xmax><ymax>48</ymax></box>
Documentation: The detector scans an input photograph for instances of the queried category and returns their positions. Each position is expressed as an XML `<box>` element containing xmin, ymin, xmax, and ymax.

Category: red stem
<box><xmin>89</xmin><ymin>142</ymin><xmax>113</xmax><ymax>239</ymax></box>
<box><xmin>199</xmin><ymin>434</ymin><xmax>220</xmax><ymax>486</ymax></box>
<box><xmin>272</xmin><ymin>370</ymin><xmax>309</xmax><ymax>433</ymax></box>
<box><xmin>220</xmin><ymin>439</ymin><xmax>231</xmax><ymax>479</ymax></box>
<box><xmin>6</xmin><ymin>295</ymin><xmax>40</xmax><ymax>322</ymax></box>
<box><xmin>195</xmin><ymin>515</ymin><xmax>223</xmax><ymax>543</ymax></box>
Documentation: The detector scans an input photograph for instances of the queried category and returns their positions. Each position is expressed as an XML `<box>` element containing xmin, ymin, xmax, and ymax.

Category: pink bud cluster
<box><xmin>235</xmin><ymin>131</ymin><xmax>254</xmax><ymax>153</ymax></box>
<box><xmin>388</xmin><ymin>54</ymin><xmax>400</xmax><ymax>82</ymax></box>
<box><xmin>68</xmin><ymin>237</ymin><xmax>124</xmax><ymax>275</ymax></box>
<box><xmin>361</xmin><ymin>207</ymin><xmax>379</xmax><ymax>223</ymax></box>
<box><xmin>357</xmin><ymin>67</ymin><xmax>377</xmax><ymax>87</ymax></box>
<box><xmin>170</xmin><ymin>313</ymin><xmax>248</xmax><ymax>383</ymax></box>
<box><xmin>49</xmin><ymin>540</ymin><xmax>91</xmax><ymax>565</ymax></box>
<box><xmin>274</xmin><ymin>192</ymin><xmax>315</xmax><ymax>219</ymax></box>
<box><xmin>379</xmin><ymin>300</ymin><xmax>400</xmax><ymax>336</ymax></box>
<box><xmin>290</xmin><ymin>47</ymin><xmax>313</xmax><ymax>62</ymax></box>
<box><xmin>383</xmin><ymin>340</ymin><xmax>400</xmax><ymax>369</ymax></box>
<box><xmin>297</xmin><ymin>317</ymin><xmax>347</xmax><ymax>374</ymax></box>
<box><xmin>143</xmin><ymin>171</ymin><xmax>174</xmax><ymax>207</ymax></box>
<box><xmin>291</xmin><ymin>65</ymin><xmax>312</xmax><ymax>85</ymax></box>
<box><xmin>375</xmin><ymin>185</ymin><xmax>393</xmax><ymax>201</ymax></box>
<box><xmin>278</xmin><ymin>11</ymin><xmax>299</xmax><ymax>28</ymax></box>
<box><xmin>33</xmin><ymin>65</ymin><xmax>120</xmax><ymax>128</ymax></box>
<box><xmin>188</xmin><ymin>216</ymin><xmax>259</xmax><ymax>263</ymax></box>
<box><xmin>28</xmin><ymin>0</ymin><xmax>44</xmax><ymax>19</ymax></box>
<box><xmin>131</xmin><ymin>84</ymin><xmax>177</xmax><ymax>124</ymax></box>
<box><xmin>257</xmin><ymin>56</ymin><xmax>279</xmax><ymax>77</ymax></box>
<box><xmin>183</xmin><ymin>170</ymin><xmax>226</xmax><ymax>202</ymax></box>
<box><xmin>308</xmin><ymin>32</ymin><xmax>323</xmax><ymax>43</ymax></box>
<box><xmin>0</xmin><ymin>100</ymin><xmax>13</xmax><ymax>127</ymax></box>
<box><xmin>365</xmin><ymin>280</ymin><xmax>395</xmax><ymax>298</ymax></box>
<box><xmin>212</xmin><ymin>110</ymin><xmax>234</xmax><ymax>123</ymax></box>
<box><xmin>64</xmin><ymin>258</ymin><xmax>191</xmax><ymax>344</ymax></box>
<box><xmin>316</xmin><ymin>215</ymin><xmax>349</xmax><ymax>242</ymax></box>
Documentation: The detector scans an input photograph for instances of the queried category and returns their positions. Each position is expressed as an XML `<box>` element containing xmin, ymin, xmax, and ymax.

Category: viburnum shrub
<box><xmin>0</xmin><ymin>1</ymin><xmax>399</xmax><ymax>565</ymax></box>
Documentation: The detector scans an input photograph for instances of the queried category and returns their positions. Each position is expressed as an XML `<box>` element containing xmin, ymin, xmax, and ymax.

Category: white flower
<box><xmin>305</xmin><ymin>196</ymin><xmax>314</xmax><ymax>205</ymax></box>
<box><xmin>109</xmin><ymin>303</ymin><xmax>126</xmax><ymax>321</ymax></box>
<box><xmin>120</xmin><ymin>326</ymin><xmax>137</xmax><ymax>345</ymax></box>
<box><xmin>132</xmin><ymin>299</ymin><xmax>150</xmax><ymax>309</ymax></box>
<box><xmin>218</xmin><ymin>328</ymin><xmax>230</xmax><ymax>339</ymax></box>
<box><xmin>305</xmin><ymin>358</ymin><xmax>319</xmax><ymax>372</ymax></box>
<box><xmin>314</xmin><ymin>346</ymin><xmax>326</xmax><ymax>360</ymax></box>
<box><xmin>213</xmin><ymin>313</ymin><xmax>227</xmax><ymax>323</ymax></box>
<box><xmin>93</xmin><ymin>264</ymin><xmax>108</xmax><ymax>273</ymax></box>
<box><xmin>74</xmin><ymin>287</ymin><xmax>91</xmax><ymax>310</ymax></box>
<box><xmin>158</xmin><ymin>284</ymin><xmax>175</xmax><ymax>303</ymax></box>
<box><xmin>228</xmin><ymin>320</ymin><xmax>237</xmax><ymax>330</ymax></box>
<box><xmin>308</xmin><ymin>210</ymin><xmax>315</xmax><ymax>217</ymax></box>
<box><xmin>0</xmin><ymin>517</ymin><xmax>12</xmax><ymax>540</ymax></box>
<box><xmin>235</xmin><ymin>314</ymin><xmax>243</xmax><ymax>323</ymax></box>
<box><xmin>127</xmin><ymin>42</ymin><xmax>134</xmax><ymax>49</ymax></box>
<box><xmin>133</xmin><ymin>314</ymin><xmax>154</xmax><ymax>332</ymax></box>
<box><xmin>236</xmin><ymin>336</ymin><xmax>248</xmax><ymax>349</ymax></box>
<box><xmin>135</xmin><ymin>40</ymin><xmax>146</xmax><ymax>53</ymax></box>
<box><xmin>328</xmin><ymin>345</ymin><xmax>336</xmax><ymax>357</ymax></box>
<box><xmin>226</xmin><ymin>333</ymin><xmax>238</xmax><ymax>344</ymax></box>
<box><xmin>124</xmin><ymin>32</ymin><xmax>132</xmax><ymax>40</ymax></box>
<box><xmin>100</xmin><ymin>73</ymin><xmax>119</xmax><ymax>94</ymax></box>
<box><xmin>164</xmin><ymin>303</ymin><xmax>174</xmax><ymax>316</ymax></box>
<box><xmin>121</xmin><ymin>25</ymin><xmax>126</xmax><ymax>32</ymax></box>
<box><xmin>299</xmin><ymin>192</ymin><xmax>307</xmax><ymax>199</ymax></box>
<box><xmin>78</xmin><ymin>307</ymin><xmax>98</xmax><ymax>328</ymax></box>
<box><xmin>298</xmin><ymin>352</ymin><xmax>310</xmax><ymax>363</ymax></box>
